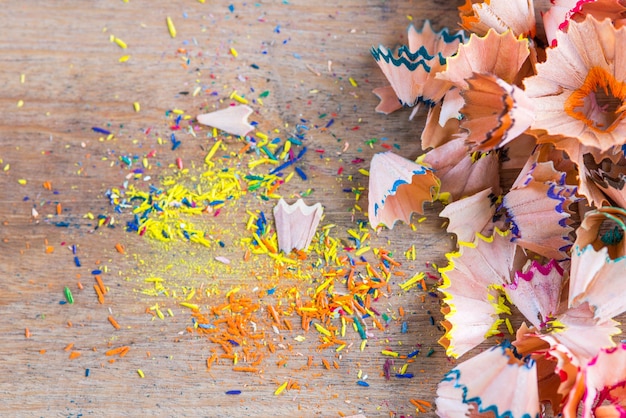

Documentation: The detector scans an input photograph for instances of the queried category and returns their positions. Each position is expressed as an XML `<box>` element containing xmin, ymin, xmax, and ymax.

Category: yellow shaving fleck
<box><xmin>166</xmin><ymin>17</ymin><xmax>176</xmax><ymax>38</ymax></box>
<box><xmin>314</xmin><ymin>323</ymin><xmax>331</xmax><ymax>337</ymax></box>
<box><xmin>274</xmin><ymin>381</ymin><xmax>288</xmax><ymax>395</ymax></box>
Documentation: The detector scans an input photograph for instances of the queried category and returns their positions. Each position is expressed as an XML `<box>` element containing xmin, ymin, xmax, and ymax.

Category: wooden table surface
<box><xmin>0</xmin><ymin>1</ymin><xmax>469</xmax><ymax>416</ymax></box>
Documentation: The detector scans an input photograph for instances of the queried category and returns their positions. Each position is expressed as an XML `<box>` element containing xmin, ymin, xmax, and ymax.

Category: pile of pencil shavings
<box><xmin>369</xmin><ymin>0</ymin><xmax>626</xmax><ymax>417</ymax></box>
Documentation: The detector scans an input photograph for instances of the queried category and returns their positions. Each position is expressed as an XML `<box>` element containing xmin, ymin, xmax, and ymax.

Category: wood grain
<box><xmin>0</xmin><ymin>1</ymin><xmax>557</xmax><ymax>417</ymax></box>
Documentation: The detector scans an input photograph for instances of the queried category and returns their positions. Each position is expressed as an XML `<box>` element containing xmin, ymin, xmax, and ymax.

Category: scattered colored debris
<box><xmin>9</xmin><ymin>3</ymin><xmax>455</xmax><ymax>416</ymax></box>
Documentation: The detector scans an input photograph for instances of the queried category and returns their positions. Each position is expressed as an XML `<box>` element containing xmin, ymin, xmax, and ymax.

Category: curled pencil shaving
<box><xmin>512</xmin><ymin>250</ymin><xmax>625</xmax><ymax>364</ymax></box>
<box><xmin>438</xmin><ymin>187</ymin><xmax>498</xmax><ymax>243</ymax></box>
<box><xmin>568</xmin><ymin>208</ymin><xmax>626</xmax><ymax>322</ymax></box>
<box><xmin>512</xmin><ymin>312</ymin><xmax>620</xmax><ymax>415</ymax></box>
<box><xmin>532</xmin><ymin>133</ymin><xmax>624</xmax><ymax>209</ymax></box>
<box><xmin>458</xmin><ymin>0</ymin><xmax>537</xmax><ymax>37</ymax></box>
<box><xmin>420</xmin><ymin>101</ymin><xmax>463</xmax><ymax>151</ymax></box>
<box><xmin>371</xmin><ymin>21</ymin><xmax>465</xmax><ymax>108</ymax></box>
<box><xmin>524</xmin><ymin>16</ymin><xmax>626</xmax><ymax>152</ymax></box>
<box><xmin>196</xmin><ymin>105</ymin><xmax>254</xmax><ymax>137</ymax></box>
<box><xmin>460</xmin><ymin>72</ymin><xmax>535</xmax><ymax>152</ymax></box>
<box><xmin>273</xmin><ymin>198</ymin><xmax>323</xmax><ymax>253</ymax></box>
<box><xmin>505</xmin><ymin>259</ymin><xmax>565</xmax><ymax>329</ymax></box>
<box><xmin>436</xmin><ymin>341</ymin><xmax>540</xmax><ymax>418</ymax></box>
<box><xmin>542</xmin><ymin>0</ymin><xmax>626</xmax><ymax>46</ymax></box>
<box><xmin>436</xmin><ymin>27</ymin><xmax>531</xmax><ymax>89</ymax></box>
<box><xmin>419</xmin><ymin>137</ymin><xmax>500</xmax><ymax>202</ymax></box>
<box><xmin>459</xmin><ymin>0</ymin><xmax>536</xmax><ymax>38</ymax></box>
<box><xmin>512</xmin><ymin>325</ymin><xmax>577</xmax><ymax>415</ymax></box>
<box><xmin>438</xmin><ymin>229</ymin><xmax>524</xmax><ymax>358</ymax></box>
<box><xmin>508</xmin><ymin>240</ymin><xmax>625</xmax><ymax>363</ymax></box>
<box><xmin>503</xmin><ymin>147</ymin><xmax>578</xmax><ymax>260</ymax></box>
<box><xmin>367</xmin><ymin>151</ymin><xmax>439</xmax><ymax>229</ymax></box>
<box><xmin>569</xmin><ymin>244</ymin><xmax>626</xmax><ymax>323</ymax></box>
<box><xmin>538</xmin><ymin>304</ymin><xmax>621</xmax><ymax>365</ymax></box>
<box><xmin>569</xmin><ymin>343</ymin><xmax>626</xmax><ymax>418</ymax></box>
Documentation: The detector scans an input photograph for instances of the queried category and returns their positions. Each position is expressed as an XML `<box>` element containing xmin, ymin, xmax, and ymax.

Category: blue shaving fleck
<box><xmin>92</xmin><ymin>127</ymin><xmax>110</xmax><ymax>135</ymax></box>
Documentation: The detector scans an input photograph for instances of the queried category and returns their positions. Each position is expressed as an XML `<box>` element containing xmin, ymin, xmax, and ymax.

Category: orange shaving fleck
<box><xmin>69</xmin><ymin>351</ymin><xmax>81</xmax><ymax>360</ymax></box>
<box><xmin>94</xmin><ymin>284</ymin><xmax>104</xmax><ymax>304</ymax></box>
<box><xmin>373</xmin><ymin>317</ymin><xmax>385</xmax><ymax>331</ymax></box>
<box><xmin>206</xmin><ymin>354</ymin><xmax>217</xmax><ymax>369</ymax></box>
<box><xmin>410</xmin><ymin>399</ymin><xmax>431</xmax><ymax>413</ymax></box>
<box><xmin>232</xmin><ymin>366</ymin><xmax>259</xmax><ymax>373</ymax></box>
<box><xmin>115</xmin><ymin>243</ymin><xmax>125</xmax><ymax>254</ymax></box>
<box><xmin>64</xmin><ymin>343</ymin><xmax>74</xmax><ymax>352</ymax></box>
<box><xmin>108</xmin><ymin>315</ymin><xmax>121</xmax><ymax>330</ymax></box>
<box><xmin>268</xmin><ymin>305</ymin><xmax>280</xmax><ymax>324</ymax></box>
<box><xmin>95</xmin><ymin>275</ymin><xmax>106</xmax><ymax>295</ymax></box>
<box><xmin>56</xmin><ymin>203</ymin><xmax>62</xmax><ymax>215</ymax></box>
<box><xmin>251</xmin><ymin>354</ymin><xmax>264</xmax><ymax>367</ymax></box>
<box><xmin>25</xmin><ymin>328</ymin><xmax>31</xmax><ymax>338</ymax></box>
<box><xmin>105</xmin><ymin>346</ymin><xmax>129</xmax><ymax>356</ymax></box>
<box><xmin>266</xmin><ymin>181</ymin><xmax>279</xmax><ymax>196</ymax></box>
<box><xmin>238</xmin><ymin>142</ymin><xmax>252</xmax><ymax>154</ymax></box>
